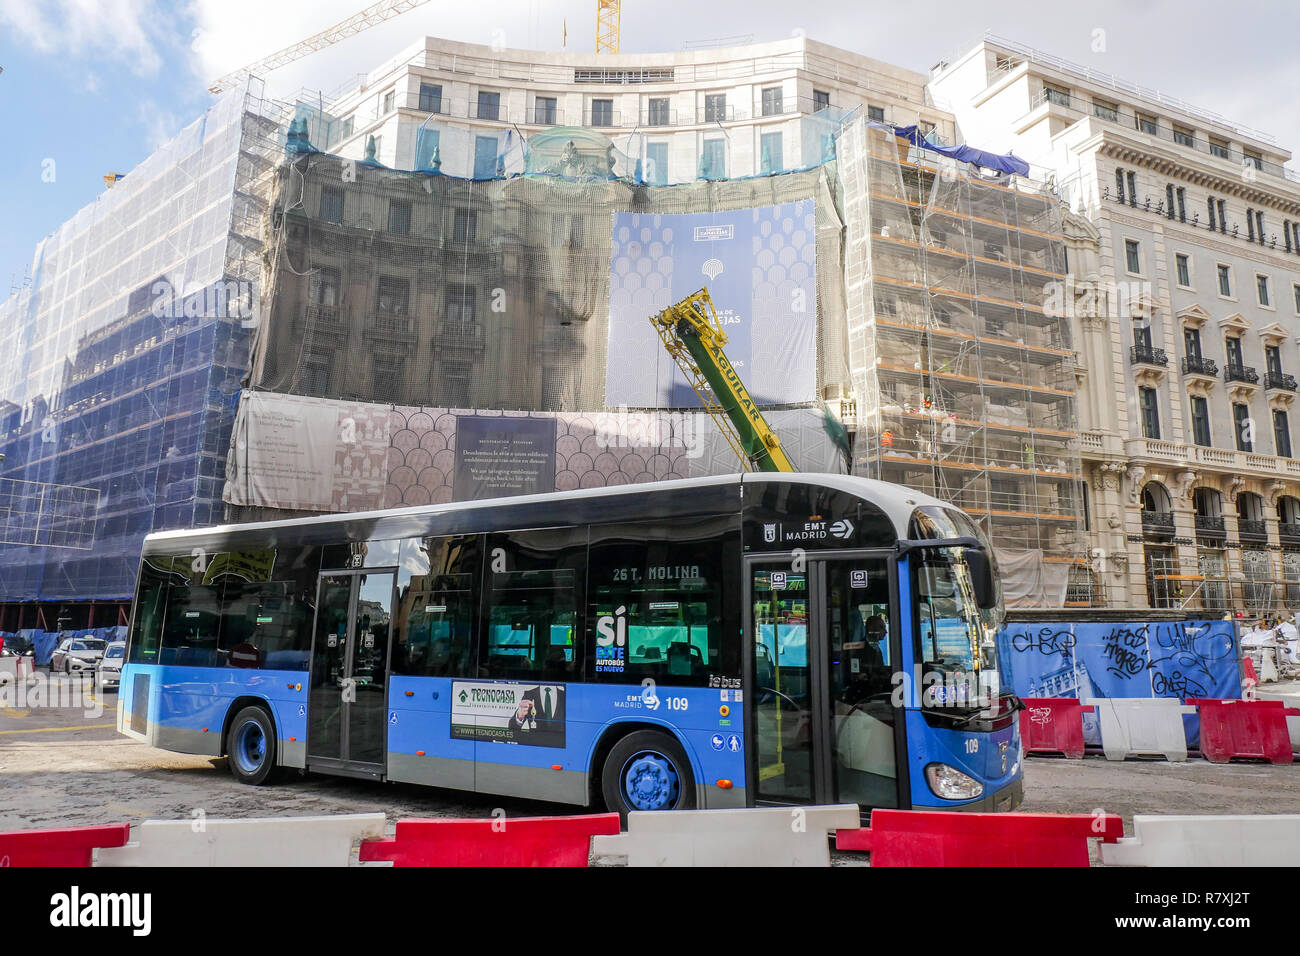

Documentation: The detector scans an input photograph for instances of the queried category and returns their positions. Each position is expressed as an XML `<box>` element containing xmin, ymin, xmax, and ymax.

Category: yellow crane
<box><xmin>650</xmin><ymin>288</ymin><xmax>795</xmax><ymax>472</ymax></box>
<box><xmin>595</xmin><ymin>0</ymin><xmax>620</xmax><ymax>53</ymax></box>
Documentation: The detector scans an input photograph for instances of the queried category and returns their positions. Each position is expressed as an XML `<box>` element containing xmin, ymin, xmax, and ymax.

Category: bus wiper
<box><xmin>927</xmin><ymin>693</ymin><xmax>1024</xmax><ymax>725</ymax></box>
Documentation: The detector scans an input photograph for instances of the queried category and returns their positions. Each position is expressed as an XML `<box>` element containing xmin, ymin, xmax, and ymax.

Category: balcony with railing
<box><xmin>1195</xmin><ymin>514</ymin><xmax>1226</xmax><ymax>538</ymax></box>
<box><xmin>1141</xmin><ymin>510</ymin><xmax>1175</xmax><ymax>536</ymax></box>
<box><xmin>432</xmin><ymin>321</ymin><xmax>486</xmax><ymax>360</ymax></box>
<box><xmin>1225</xmin><ymin>363</ymin><xmax>1260</xmax><ymax>386</ymax></box>
<box><xmin>1130</xmin><ymin>345</ymin><xmax>1168</xmax><ymax>367</ymax></box>
<box><xmin>1266</xmin><ymin>371</ymin><xmax>1298</xmax><ymax>392</ymax></box>
<box><xmin>364</xmin><ymin>312</ymin><xmax>418</xmax><ymax>348</ymax></box>
<box><xmin>1238</xmin><ymin>518</ymin><xmax>1268</xmax><ymax>542</ymax></box>
<box><xmin>1280</xmin><ymin>521</ymin><xmax>1300</xmax><ymax>542</ymax></box>
<box><xmin>1182</xmin><ymin>355</ymin><xmax>1219</xmax><ymax>378</ymax></box>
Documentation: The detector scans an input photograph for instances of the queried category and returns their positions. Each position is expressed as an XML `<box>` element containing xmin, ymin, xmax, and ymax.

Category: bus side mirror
<box><xmin>963</xmin><ymin>547</ymin><xmax>997</xmax><ymax>609</ymax></box>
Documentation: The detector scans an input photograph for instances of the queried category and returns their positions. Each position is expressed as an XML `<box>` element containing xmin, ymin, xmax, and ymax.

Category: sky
<box><xmin>1</xmin><ymin>0</ymin><xmax>1298</xmax><ymax>290</ymax></box>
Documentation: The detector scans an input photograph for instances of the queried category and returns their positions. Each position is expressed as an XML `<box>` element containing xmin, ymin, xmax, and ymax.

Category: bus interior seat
<box><xmin>667</xmin><ymin>642</ymin><xmax>702</xmax><ymax>677</ymax></box>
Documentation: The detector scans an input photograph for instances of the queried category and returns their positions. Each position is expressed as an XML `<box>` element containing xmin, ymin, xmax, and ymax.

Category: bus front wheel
<box><xmin>601</xmin><ymin>730</ymin><xmax>696</xmax><ymax>822</ymax></box>
<box><xmin>227</xmin><ymin>705</ymin><xmax>278</xmax><ymax>786</ymax></box>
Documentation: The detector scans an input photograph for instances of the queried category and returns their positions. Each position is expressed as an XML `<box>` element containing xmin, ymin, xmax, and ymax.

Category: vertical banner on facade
<box><xmin>606</xmin><ymin>202</ymin><xmax>818</xmax><ymax>408</ymax></box>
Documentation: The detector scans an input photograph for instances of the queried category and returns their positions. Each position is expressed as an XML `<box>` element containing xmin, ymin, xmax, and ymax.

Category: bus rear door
<box><xmin>308</xmin><ymin>570</ymin><xmax>395</xmax><ymax>778</ymax></box>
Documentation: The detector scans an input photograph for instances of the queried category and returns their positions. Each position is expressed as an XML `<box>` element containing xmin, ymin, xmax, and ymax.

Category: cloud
<box><xmin>0</xmin><ymin>0</ymin><xmax>169</xmax><ymax>75</ymax></box>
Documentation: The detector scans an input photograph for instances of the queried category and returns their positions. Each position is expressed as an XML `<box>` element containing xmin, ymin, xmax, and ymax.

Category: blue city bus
<box><xmin>118</xmin><ymin>473</ymin><xmax>1023</xmax><ymax>818</ymax></box>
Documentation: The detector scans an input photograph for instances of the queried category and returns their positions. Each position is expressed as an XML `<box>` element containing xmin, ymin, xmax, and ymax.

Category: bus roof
<box><xmin>142</xmin><ymin>472</ymin><xmax>957</xmax><ymax>553</ymax></box>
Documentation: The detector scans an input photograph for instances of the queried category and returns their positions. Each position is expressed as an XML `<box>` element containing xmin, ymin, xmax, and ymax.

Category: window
<box><xmin>1258</xmin><ymin>274</ymin><xmax>1271</xmax><ymax>307</ymax></box>
<box><xmin>376</xmin><ymin>277</ymin><xmax>409</xmax><ymax>317</ymax></box>
<box><xmin>312</xmin><ymin>267</ymin><xmax>340</xmax><ymax>306</ymax></box>
<box><xmin>419</xmin><ymin>83</ymin><xmax>443</xmax><ymax>113</ymax></box>
<box><xmin>1190</xmin><ymin>396</ymin><xmax>1212</xmax><ymax>446</ymax></box>
<box><xmin>1115</xmin><ymin>168</ymin><xmax>1126</xmax><ymax>203</ymax></box>
<box><xmin>1288</xmin><ymin>220</ymin><xmax>1294</xmax><ymax>254</ymax></box>
<box><xmin>587</xmin><ymin>518</ymin><xmax>739</xmax><ymax>686</ymax></box>
<box><xmin>337</xmin><ymin>115</ymin><xmax>354</xmax><ymax>143</ymax></box>
<box><xmin>1135</xmin><ymin>112</ymin><xmax>1158</xmax><ymax>135</ymax></box>
<box><xmin>476</xmin><ymin>90</ymin><xmax>501</xmax><ymax>121</ymax></box>
<box><xmin>1092</xmin><ymin>98</ymin><xmax>1119</xmax><ymax>122</ymax></box>
<box><xmin>1294</xmin><ymin>283</ymin><xmax>1300</xmax><ymax>314</ymax></box>
<box><xmin>760</xmin><ymin>131</ymin><xmax>783</xmax><ymax>174</ymax></box>
<box><xmin>1276</xmin><ymin>410</ymin><xmax>1293</xmax><ymax>459</ymax></box>
<box><xmin>1233</xmin><ymin>402</ymin><xmax>1253</xmax><ymax>452</ymax></box>
<box><xmin>472</xmin><ymin>135</ymin><xmax>500</xmax><ymax>179</ymax></box>
<box><xmin>704</xmin><ymin>93</ymin><xmax>726</xmax><ymax>122</ymax></box>
<box><xmin>1184</xmin><ymin>327</ymin><xmax>1203</xmax><ymax>361</ymax></box>
<box><xmin>1132</xmin><ymin>320</ymin><xmax>1152</xmax><ymax>351</ymax></box>
<box><xmin>388</xmin><ymin>199</ymin><xmax>411</xmax><ymax>236</ymax></box>
<box><xmin>1139</xmin><ymin>386</ymin><xmax>1160</xmax><ymax>439</ymax></box>
<box><xmin>867</xmin><ymin>104</ymin><xmax>885</xmax><ymax>123</ymax></box>
<box><xmin>1244</xmin><ymin>149</ymin><xmax>1264</xmax><ymax>170</ymax></box>
<box><xmin>1207</xmin><ymin>195</ymin><xmax>1217</xmax><ymax>231</ymax></box>
<box><xmin>1226</xmin><ymin>336</ymin><xmax>1243</xmax><ymax>369</ymax></box>
<box><xmin>1043</xmin><ymin>83</ymin><xmax>1070</xmax><ymax>107</ymax></box>
<box><xmin>1255</xmin><ymin>210</ymin><xmax>1266</xmax><ymax>245</ymax></box>
<box><xmin>813</xmin><ymin>89</ymin><xmax>830</xmax><ymax>112</ymax></box>
<box><xmin>1218</xmin><ymin>264</ymin><xmax>1232</xmax><ymax>297</ymax></box>
<box><xmin>1125</xmin><ymin>239</ymin><xmax>1141</xmax><ymax>274</ymax></box>
<box><xmin>1165</xmin><ymin>184</ymin><xmax>1176</xmax><ymax>219</ymax></box>
<box><xmin>1173</xmin><ymin>125</ymin><xmax>1195</xmax><ymax>147</ymax></box>
<box><xmin>452</xmin><ymin>208</ymin><xmax>477</xmax><ymax>243</ymax></box>
<box><xmin>1209</xmin><ymin>137</ymin><xmax>1230</xmax><ymax>159</ymax></box>
<box><xmin>393</xmin><ymin>536</ymin><xmax>480</xmax><ymax>678</ymax></box>
<box><xmin>644</xmin><ymin>141</ymin><xmax>668</xmax><ymax>185</ymax></box>
<box><xmin>1176</xmin><ymin>253</ymin><xmax>1191</xmax><ymax>287</ymax></box>
<box><xmin>382</xmin><ymin>89</ymin><xmax>395</xmax><ymax>113</ymax></box>
<box><xmin>1217</xmin><ymin>199</ymin><xmax>1227</xmax><ymax>232</ymax></box>
<box><xmin>590</xmin><ymin>98</ymin><xmax>614</xmax><ymax>127</ymax></box>
<box><xmin>647</xmin><ymin>97</ymin><xmax>670</xmax><ymax>126</ymax></box>
<box><xmin>1247</xmin><ymin>208</ymin><xmax>1256</xmax><ymax>241</ymax></box>
<box><xmin>1266</xmin><ymin>344</ymin><xmax>1283</xmax><ymax>378</ymax></box>
<box><xmin>319</xmin><ymin>186</ymin><xmax>343</xmax><ymax>224</ymax></box>
<box><xmin>761</xmin><ymin>86</ymin><xmax>783</xmax><ymax>116</ymax></box>
<box><xmin>1127</xmin><ymin>170</ymin><xmax>1137</xmax><ymax>207</ymax></box>
<box><xmin>481</xmin><ymin>529</ymin><xmax>584</xmax><ymax>682</ymax></box>
<box><xmin>445</xmin><ymin>285</ymin><xmax>475</xmax><ymax>324</ymax></box>
<box><xmin>534</xmin><ymin>96</ymin><xmax>558</xmax><ymax>125</ymax></box>
<box><xmin>701</xmin><ymin>138</ymin><xmax>725</xmax><ymax>179</ymax></box>
<box><xmin>1176</xmin><ymin>187</ymin><xmax>1186</xmax><ymax>221</ymax></box>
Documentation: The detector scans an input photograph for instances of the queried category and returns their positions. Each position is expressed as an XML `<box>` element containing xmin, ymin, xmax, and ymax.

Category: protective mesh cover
<box><xmin>246</xmin><ymin>151</ymin><xmax>848</xmax><ymax>411</ymax></box>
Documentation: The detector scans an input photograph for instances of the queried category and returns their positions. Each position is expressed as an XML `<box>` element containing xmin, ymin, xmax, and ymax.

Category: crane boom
<box><xmin>595</xmin><ymin>0</ymin><xmax>620</xmax><ymax>53</ymax></box>
<box><xmin>208</xmin><ymin>0</ymin><xmax>435</xmax><ymax>94</ymax></box>
<box><xmin>650</xmin><ymin>288</ymin><xmax>795</xmax><ymax>473</ymax></box>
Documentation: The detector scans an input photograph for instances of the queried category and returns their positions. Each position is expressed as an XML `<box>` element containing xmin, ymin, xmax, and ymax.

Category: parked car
<box><xmin>96</xmin><ymin>642</ymin><xmax>126</xmax><ymax>691</ymax></box>
<box><xmin>50</xmin><ymin>637</ymin><xmax>108</xmax><ymax>674</ymax></box>
<box><xmin>0</xmin><ymin>635</ymin><xmax>33</xmax><ymax>657</ymax></box>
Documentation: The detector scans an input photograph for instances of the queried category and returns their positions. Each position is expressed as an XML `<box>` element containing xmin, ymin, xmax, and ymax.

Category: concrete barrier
<box><xmin>359</xmin><ymin>813</ymin><xmax>619</xmax><ymax>866</ymax></box>
<box><xmin>1102</xmin><ymin>814</ymin><xmax>1300</xmax><ymax>866</ymax></box>
<box><xmin>0</xmin><ymin>823</ymin><xmax>130</xmax><ymax>866</ymax></box>
<box><xmin>591</xmin><ymin>805</ymin><xmax>860</xmax><ymax>867</ymax></box>
<box><xmin>94</xmin><ymin>814</ymin><xmax>387</xmax><ymax>867</ymax></box>
<box><xmin>836</xmin><ymin>809</ymin><xmax>1123</xmax><ymax>866</ymax></box>
<box><xmin>1086</xmin><ymin>697</ymin><xmax>1197</xmax><ymax>761</ymax></box>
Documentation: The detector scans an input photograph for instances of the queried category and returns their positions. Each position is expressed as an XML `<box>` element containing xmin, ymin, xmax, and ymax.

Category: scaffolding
<box><xmin>838</xmin><ymin>119</ymin><xmax>1084</xmax><ymax>606</ymax></box>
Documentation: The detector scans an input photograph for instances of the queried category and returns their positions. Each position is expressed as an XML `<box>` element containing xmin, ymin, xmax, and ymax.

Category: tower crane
<box><xmin>650</xmin><ymin>288</ymin><xmax>795</xmax><ymax>473</ymax></box>
<box><xmin>208</xmin><ymin>0</ymin><xmax>436</xmax><ymax>94</ymax></box>
<box><xmin>595</xmin><ymin>0</ymin><xmax>620</xmax><ymax>53</ymax></box>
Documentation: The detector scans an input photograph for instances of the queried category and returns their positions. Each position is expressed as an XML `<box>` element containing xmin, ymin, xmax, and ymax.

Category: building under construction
<box><xmin>838</xmin><ymin>122</ymin><xmax>1084</xmax><ymax>606</ymax></box>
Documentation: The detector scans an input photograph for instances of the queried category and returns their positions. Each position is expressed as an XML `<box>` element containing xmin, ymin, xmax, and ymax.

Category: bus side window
<box><xmin>128</xmin><ymin>563</ymin><xmax>170</xmax><ymax>664</ymax></box>
<box><xmin>394</xmin><ymin>535</ymin><xmax>480</xmax><ymax>679</ymax></box>
<box><xmin>586</xmin><ymin>518</ymin><xmax>740</xmax><ymax>687</ymax></box>
<box><xmin>480</xmin><ymin>529</ymin><xmax>585</xmax><ymax>681</ymax></box>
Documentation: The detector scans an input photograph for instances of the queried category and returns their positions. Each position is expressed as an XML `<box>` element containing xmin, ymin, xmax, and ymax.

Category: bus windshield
<box><xmin>910</xmin><ymin>507</ymin><xmax>1003</xmax><ymax>708</ymax></box>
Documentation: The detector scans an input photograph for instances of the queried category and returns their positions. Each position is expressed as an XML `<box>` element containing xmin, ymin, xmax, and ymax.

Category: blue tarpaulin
<box><xmin>892</xmin><ymin>125</ymin><xmax>1031</xmax><ymax>177</ymax></box>
<box><xmin>998</xmin><ymin>619</ymin><xmax>1240</xmax><ymax>748</ymax></box>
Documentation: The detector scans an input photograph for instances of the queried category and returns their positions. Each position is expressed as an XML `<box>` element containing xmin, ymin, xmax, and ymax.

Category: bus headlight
<box><xmin>925</xmin><ymin>763</ymin><xmax>984</xmax><ymax>800</ymax></box>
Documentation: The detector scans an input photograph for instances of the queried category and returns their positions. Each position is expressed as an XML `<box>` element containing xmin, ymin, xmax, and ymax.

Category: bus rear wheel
<box><xmin>601</xmin><ymin>730</ymin><xmax>696</xmax><ymax>823</ymax></box>
<box><xmin>227</xmin><ymin>705</ymin><xmax>278</xmax><ymax>786</ymax></box>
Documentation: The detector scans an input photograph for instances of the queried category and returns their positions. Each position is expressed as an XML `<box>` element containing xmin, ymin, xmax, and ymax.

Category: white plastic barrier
<box><xmin>591</xmin><ymin>804</ymin><xmax>861</xmax><ymax>867</ymax></box>
<box><xmin>1103</xmin><ymin>814</ymin><xmax>1300</xmax><ymax>867</ymax></box>
<box><xmin>94</xmin><ymin>814</ymin><xmax>388</xmax><ymax>867</ymax></box>
<box><xmin>1256</xmin><ymin>691</ymin><xmax>1300</xmax><ymax>752</ymax></box>
<box><xmin>1086</xmin><ymin>697</ymin><xmax>1196</xmax><ymax>761</ymax></box>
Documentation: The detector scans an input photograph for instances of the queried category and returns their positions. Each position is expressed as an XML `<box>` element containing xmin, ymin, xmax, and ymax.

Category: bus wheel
<box><xmin>602</xmin><ymin>730</ymin><xmax>696</xmax><ymax>822</ymax></box>
<box><xmin>227</xmin><ymin>706</ymin><xmax>278</xmax><ymax>786</ymax></box>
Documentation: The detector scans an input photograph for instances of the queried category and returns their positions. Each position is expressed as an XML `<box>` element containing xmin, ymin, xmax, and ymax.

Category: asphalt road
<box><xmin>3</xmin><ymin>672</ymin><xmax>1300</xmax><ymax>840</ymax></box>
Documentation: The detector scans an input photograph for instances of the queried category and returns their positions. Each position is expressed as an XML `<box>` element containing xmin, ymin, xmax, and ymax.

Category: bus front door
<box><xmin>308</xmin><ymin>570</ymin><xmax>395</xmax><ymax>778</ymax></box>
<box><xmin>747</xmin><ymin>556</ymin><xmax>900</xmax><ymax>810</ymax></box>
